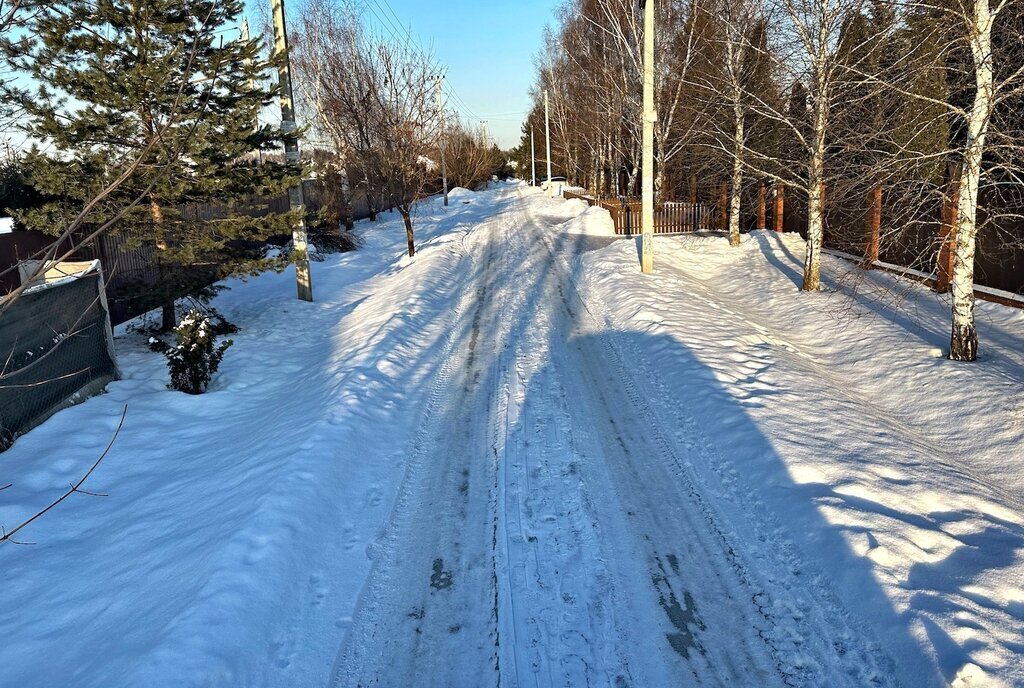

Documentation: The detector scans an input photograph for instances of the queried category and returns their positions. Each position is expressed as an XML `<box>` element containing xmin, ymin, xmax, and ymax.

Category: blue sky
<box><xmin>251</xmin><ymin>0</ymin><xmax>559</xmax><ymax>149</ymax></box>
<box><xmin>356</xmin><ymin>0</ymin><xmax>558</xmax><ymax>148</ymax></box>
<box><xmin>3</xmin><ymin>1</ymin><xmax>557</xmax><ymax>152</ymax></box>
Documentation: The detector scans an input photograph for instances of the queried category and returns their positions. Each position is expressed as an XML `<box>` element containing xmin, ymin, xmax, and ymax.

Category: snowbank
<box><xmin>561</xmin><ymin>198</ymin><xmax>591</xmax><ymax>216</ymax></box>
<box><xmin>534</xmin><ymin>196</ymin><xmax>591</xmax><ymax>222</ymax></box>
<box><xmin>446</xmin><ymin>187</ymin><xmax>474</xmax><ymax>202</ymax></box>
<box><xmin>577</xmin><ymin>228</ymin><xmax>1024</xmax><ymax>687</ymax></box>
<box><xmin>560</xmin><ymin>205</ymin><xmax>615</xmax><ymax>237</ymax></box>
<box><xmin>0</xmin><ymin>188</ymin><xmax>505</xmax><ymax>688</ymax></box>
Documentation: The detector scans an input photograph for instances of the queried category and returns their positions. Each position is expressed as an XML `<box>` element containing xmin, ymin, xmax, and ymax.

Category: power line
<box><xmin>372</xmin><ymin>0</ymin><xmax>428</xmax><ymax>55</ymax></box>
<box><xmin>355</xmin><ymin>0</ymin><xmax>494</xmax><ymax>133</ymax></box>
<box><xmin>356</xmin><ymin>0</ymin><xmax>467</xmax><ymax>117</ymax></box>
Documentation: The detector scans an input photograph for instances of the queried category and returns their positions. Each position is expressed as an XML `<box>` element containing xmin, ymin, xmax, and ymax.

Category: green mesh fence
<box><xmin>0</xmin><ymin>268</ymin><xmax>118</xmax><ymax>450</ymax></box>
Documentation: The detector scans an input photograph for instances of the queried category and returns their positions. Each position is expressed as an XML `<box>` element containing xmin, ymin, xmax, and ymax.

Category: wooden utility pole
<box><xmin>545</xmin><ymin>89</ymin><xmax>553</xmax><ymax>197</ymax></box>
<box><xmin>640</xmin><ymin>0</ymin><xmax>656</xmax><ymax>274</ymax></box>
<box><xmin>531</xmin><ymin>126</ymin><xmax>537</xmax><ymax>187</ymax></box>
<box><xmin>436</xmin><ymin>77</ymin><xmax>449</xmax><ymax>206</ymax></box>
<box><xmin>271</xmin><ymin>0</ymin><xmax>312</xmax><ymax>302</ymax></box>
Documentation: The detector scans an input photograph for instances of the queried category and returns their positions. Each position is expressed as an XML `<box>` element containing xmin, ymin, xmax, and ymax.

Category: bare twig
<box><xmin>0</xmin><ymin>404</ymin><xmax>127</xmax><ymax>546</ymax></box>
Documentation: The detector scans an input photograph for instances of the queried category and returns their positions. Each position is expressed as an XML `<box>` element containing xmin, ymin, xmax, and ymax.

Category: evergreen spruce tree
<box><xmin>16</xmin><ymin>0</ymin><xmax>301</xmax><ymax>329</ymax></box>
<box><xmin>891</xmin><ymin>6</ymin><xmax>951</xmax><ymax>185</ymax></box>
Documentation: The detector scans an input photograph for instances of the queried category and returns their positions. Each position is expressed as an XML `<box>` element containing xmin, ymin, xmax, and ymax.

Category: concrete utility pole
<box><xmin>436</xmin><ymin>77</ymin><xmax>449</xmax><ymax>206</ymax></box>
<box><xmin>640</xmin><ymin>0</ymin><xmax>656</xmax><ymax>274</ymax></box>
<box><xmin>531</xmin><ymin>126</ymin><xmax>537</xmax><ymax>187</ymax></box>
<box><xmin>271</xmin><ymin>0</ymin><xmax>313</xmax><ymax>301</ymax></box>
<box><xmin>544</xmin><ymin>89</ymin><xmax>553</xmax><ymax>197</ymax></box>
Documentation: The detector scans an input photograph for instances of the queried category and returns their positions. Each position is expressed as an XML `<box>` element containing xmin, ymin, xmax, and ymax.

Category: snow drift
<box><xmin>560</xmin><ymin>205</ymin><xmax>616</xmax><ymax>237</ymax></box>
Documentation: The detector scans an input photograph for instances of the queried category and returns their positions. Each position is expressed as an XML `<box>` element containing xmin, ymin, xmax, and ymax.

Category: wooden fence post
<box><xmin>774</xmin><ymin>182</ymin><xmax>785</xmax><ymax>233</ymax></box>
<box><xmin>690</xmin><ymin>175</ymin><xmax>699</xmax><ymax>231</ymax></box>
<box><xmin>718</xmin><ymin>181</ymin><xmax>728</xmax><ymax>231</ymax></box>
<box><xmin>757</xmin><ymin>182</ymin><xmax>767</xmax><ymax>230</ymax></box>
<box><xmin>865</xmin><ymin>184</ymin><xmax>882</xmax><ymax>268</ymax></box>
<box><xmin>936</xmin><ymin>177</ymin><xmax>959</xmax><ymax>293</ymax></box>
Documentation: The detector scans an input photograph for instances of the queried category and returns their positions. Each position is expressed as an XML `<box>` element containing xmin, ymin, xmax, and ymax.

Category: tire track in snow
<box><xmin>526</xmin><ymin>197</ymin><xmax>904</xmax><ymax>686</ymax></box>
<box><xmin>332</xmin><ymin>185</ymin><xmax>894</xmax><ymax>687</ymax></box>
<box><xmin>511</xmin><ymin>196</ymin><xmax>786</xmax><ymax>686</ymax></box>
<box><xmin>330</xmin><ymin>195</ymin><xmax>524</xmax><ymax>687</ymax></box>
<box><xmin>491</xmin><ymin>209</ymin><xmax>633</xmax><ymax>687</ymax></box>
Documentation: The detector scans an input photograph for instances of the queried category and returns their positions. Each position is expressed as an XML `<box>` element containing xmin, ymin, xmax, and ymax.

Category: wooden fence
<box><xmin>0</xmin><ymin>181</ymin><xmax>384</xmax><ymax>325</ymax></box>
<box><xmin>563</xmin><ymin>190</ymin><xmax>716</xmax><ymax>235</ymax></box>
<box><xmin>0</xmin><ymin>230</ymin><xmax>74</xmax><ymax>293</ymax></box>
<box><xmin>565</xmin><ymin>180</ymin><xmax>1023</xmax><ymax>297</ymax></box>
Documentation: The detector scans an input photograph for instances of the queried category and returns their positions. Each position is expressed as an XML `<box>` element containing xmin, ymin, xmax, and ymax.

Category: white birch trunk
<box><xmin>729</xmin><ymin>104</ymin><xmax>745</xmax><ymax>247</ymax></box>
<box><xmin>802</xmin><ymin>86</ymin><xmax>829</xmax><ymax>291</ymax></box>
<box><xmin>949</xmin><ymin>0</ymin><xmax>995</xmax><ymax>361</ymax></box>
<box><xmin>655</xmin><ymin>137</ymin><xmax>666</xmax><ymax>204</ymax></box>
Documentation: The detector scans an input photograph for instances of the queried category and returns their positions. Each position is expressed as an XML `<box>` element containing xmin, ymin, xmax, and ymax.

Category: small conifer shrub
<box><xmin>163</xmin><ymin>309</ymin><xmax>233</xmax><ymax>394</ymax></box>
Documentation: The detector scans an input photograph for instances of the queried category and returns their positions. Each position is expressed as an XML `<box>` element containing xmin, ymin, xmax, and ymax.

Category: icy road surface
<box><xmin>5</xmin><ymin>183</ymin><xmax>1020</xmax><ymax>688</ymax></box>
<box><xmin>329</xmin><ymin>186</ymin><xmax>894</xmax><ymax>687</ymax></box>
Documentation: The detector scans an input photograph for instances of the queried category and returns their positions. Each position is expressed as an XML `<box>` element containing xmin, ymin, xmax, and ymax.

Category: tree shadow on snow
<box><xmin>334</xmin><ymin>215</ymin><xmax>1022</xmax><ymax>687</ymax></box>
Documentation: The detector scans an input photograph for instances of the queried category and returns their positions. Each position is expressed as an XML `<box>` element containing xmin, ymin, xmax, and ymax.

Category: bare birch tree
<box><xmin>699</xmin><ymin>0</ymin><xmax>769</xmax><ymax>245</ymax></box>
<box><xmin>942</xmin><ymin>0</ymin><xmax>1024</xmax><ymax>360</ymax></box>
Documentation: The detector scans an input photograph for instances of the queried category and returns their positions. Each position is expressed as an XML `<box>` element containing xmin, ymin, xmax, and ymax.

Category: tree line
<box><xmin>510</xmin><ymin>0</ymin><xmax>1024</xmax><ymax>361</ymax></box>
<box><xmin>1</xmin><ymin>0</ymin><xmax>302</xmax><ymax>329</ymax></box>
<box><xmin>290</xmin><ymin>0</ymin><xmax>504</xmax><ymax>257</ymax></box>
<box><xmin>0</xmin><ymin>0</ymin><xmax>504</xmax><ymax>329</ymax></box>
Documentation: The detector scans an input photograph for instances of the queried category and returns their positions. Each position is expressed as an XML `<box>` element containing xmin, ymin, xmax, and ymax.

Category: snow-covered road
<box><xmin>331</xmin><ymin>185</ymin><xmax>894</xmax><ymax>687</ymax></box>
<box><xmin>2</xmin><ymin>182</ymin><xmax>1021</xmax><ymax>687</ymax></box>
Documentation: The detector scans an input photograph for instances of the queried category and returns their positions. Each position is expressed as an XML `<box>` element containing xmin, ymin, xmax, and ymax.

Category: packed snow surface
<box><xmin>0</xmin><ymin>182</ymin><xmax>1022</xmax><ymax>687</ymax></box>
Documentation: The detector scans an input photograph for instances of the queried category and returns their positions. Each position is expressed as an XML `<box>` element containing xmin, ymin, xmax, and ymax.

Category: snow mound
<box><xmin>447</xmin><ymin>187</ymin><xmax>474</xmax><ymax>201</ymax></box>
<box><xmin>561</xmin><ymin>205</ymin><xmax>615</xmax><ymax>237</ymax></box>
<box><xmin>543</xmin><ymin>198</ymin><xmax>591</xmax><ymax>220</ymax></box>
<box><xmin>563</xmin><ymin>198</ymin><xmax>590</xmax><ymax>215</ymax></box>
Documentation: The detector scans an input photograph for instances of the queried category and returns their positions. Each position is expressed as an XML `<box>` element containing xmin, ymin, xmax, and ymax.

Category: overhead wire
<box><xmin>358</xmin><ymin>0</ymin><xmax>493</xmax><ymax>129</ymax></box>
<box><xmin>356</xmin><ymin>0</ymin><xmax>523</xmax><ymax>141</ymax></box>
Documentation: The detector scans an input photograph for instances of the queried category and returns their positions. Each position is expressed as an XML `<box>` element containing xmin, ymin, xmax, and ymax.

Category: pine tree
<box><xmin>16</xmin><ymin>0</ymin><xmax>302</xmax><ymax>329</ymax></box>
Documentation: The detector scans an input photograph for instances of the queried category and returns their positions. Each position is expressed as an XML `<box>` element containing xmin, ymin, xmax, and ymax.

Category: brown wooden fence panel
<box><xmin>595</xmin><ymin>198</ymin><xmax>716</xmax><ymax>235</ymax></box>
<box><xmin>0</xmin><ymin>231</ymin><xmax>64</xmax><ymax>293</ymax></box>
